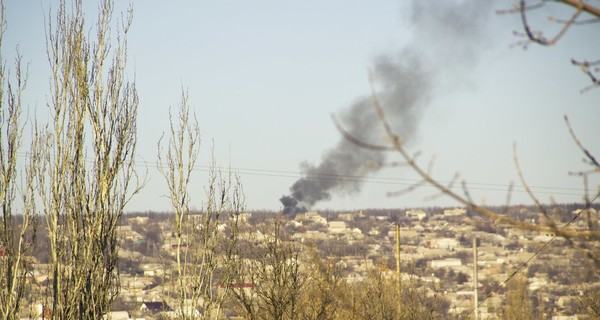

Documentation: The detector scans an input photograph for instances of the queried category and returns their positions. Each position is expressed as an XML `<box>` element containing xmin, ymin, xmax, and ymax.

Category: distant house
<box><xmin>443</xmin><ymin>208</ymin><xmax>466</xmax><ymax>217</ymax></box>
<box><xmin>527</xmin><ymin>277</ymin><xmax>548</xmax><ymax>291</ymax></box>
<box><xmin>139</xmin><ymin>301</ymin><xmax>172</xmax><ymax>316</ymax></box>
<box><xmin>238</xmin><ymin>212</ymin><xmax>252</xmax><ymax>222</ymax></box>
<box><xmin>430</xmin><ymin>238</ymin><xmax>458</xmax><ymax>249</ymax></box>
<box><xmin>551</xmin><ymin>316</ymin><xmax>579</xmax><ymax>320</ymax></box>
<box><xmin>103</xmin><ymin>311</ymin><xmax>130</xmax><ymax>320</ymax></box>
<box><xmin>291</xmin><ymin>231</ymin><xmax>329</xmax><ymax>243</ymax></box>
<box><xmin>117</xmin><ymin>225</ymin><xmax>145</xmax><ymax>242</ymax></box>
<box><xmin>142</xmin><ymin>263</ymin><xmax>165</xmax><ymax>277</ymax></box>
<box><xmin>398</xmin><ymin>228</ymin><xmax>418</xmax><ymax>239</ymax></box>
<box><xmin>337</xmin><ymin>213</ymin><xmax>354</xmax><ymax>221</ymax></box>
<box><xmin>406</xmin><ymin>209</ymin><xmax>427</xmax><ymax>221</ymax></box>
<box><xmin>368</xmin><ymin>227</ymin><xmax>380</xmax><ymax>236</ymax></box>
<box><xmin>372</xmin><ymin>215</ymin><xmax>389</xmax><ymax>221</ymax></box>
<box><xmin>346</xmin><ymin>272</ymin><xmax>364</xmax><ymax>283</ymax></box>
<box><xmin>328</xmin><ymin>221</ymin><xmax>347</xmax><ymax>234</ymax></box>
<box><xmin>430</xmin><ymin>258</ymin><xmax>462</xmax><ymax>268</ymax></box>
<box><xmin>303</xmin><ymin>211</ymin><xmax>328</xmax><ymax>225</ymax></box>
<box><xmin>128</xmin><ymin>216</ymin><xmax>149</xmax><ymax>225</ymax></box>
<box><xmin>287</xmin><ymin>220</ymin><xmax>303</xmax><ymax>228</ymax></box>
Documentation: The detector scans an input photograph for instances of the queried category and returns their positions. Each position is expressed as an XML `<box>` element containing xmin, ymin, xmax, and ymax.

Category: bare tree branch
<box><xmin>519</xmin><ymin>0</ymin><xmax>583</xmax><ymax>46</ymax></box>
<box><xmin>334</xmin><ymin>79</ymin><xmax>600</xmax><ymax>247</ymax></box>
<box><xmin>501</xmin><ymin>0</ymin><xmax>600</xmax><ymax>89</ymax></box>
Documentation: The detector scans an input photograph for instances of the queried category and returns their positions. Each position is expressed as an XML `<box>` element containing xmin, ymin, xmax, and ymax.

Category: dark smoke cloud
<box><xmin>281</xmin><ymin>1</ymin><xmax>493</xmax><ymax>215</ymax></box>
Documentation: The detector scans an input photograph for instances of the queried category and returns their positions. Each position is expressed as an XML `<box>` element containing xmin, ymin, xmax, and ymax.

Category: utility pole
<box><xmin>473</xmin><ymin>237</ymin><xmax>479</xmax><ymax>320</ymax></box>
<box><xmin>395</xmin><ymin>223</ymin><xmax>401</xmax><ymax>315</ymax></box>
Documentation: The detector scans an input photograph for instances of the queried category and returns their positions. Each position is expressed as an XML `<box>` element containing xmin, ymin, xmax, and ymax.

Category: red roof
<box><xmin>220</xmin><ymin>282</ymin><xmax>254</xmax><ymax>288</ymax></box>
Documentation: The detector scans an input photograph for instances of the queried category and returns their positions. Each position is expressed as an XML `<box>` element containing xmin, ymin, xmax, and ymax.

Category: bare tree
<box><xmin>36</xmin><ymin>0</ymin><xmax>143</xmax><ymax>318</ymax></box>
<box><xmin>336</xmin><ymin>261</ymin><xmax>448</xmax><ymax>320</ymax></box>
<box><xmin>578</xmin><ymin>272</ymin><xmax>600</xmax><ymax>319</ymax></box>
<box><xmin>0</xmin><ymin>2</ymin><xmax>39</xmax><ymax>318</ymax></box>
<box><xmin>501</xmin><ymin>274</ymin><xmax>533</xmax><ymax>320</ymax></box>
<box><xmin>158</xmin><ymin>89</ymin><xmax>245</xmax><ymax>319</ymax></box>
<box><xmin>332</xmin><ymin>70</ymin><xmax>599</xmax><ymax>318</ymax></box>
<box><xmin>297</xmin><ymin>248</ymin><xmax>345</xmax><ymax>320</ymax></box>
<box><xmin>228</xmin><ymin>219</ymin><xmax>305</xmax><ymax>320</ymax></box>
<box><xmin>499</xmin><ymin>0</ymin><xmax>600</xmax><ymax>91</ymax></box>
<box><xmin>341</xmin><ymin>264</ymin><xmax>400</xmax><ymax>320</ymax></box>
<box><xmin>334</xmin><ymin>76</ymin><xmax>600</xmax><ymax>263</ymax></box>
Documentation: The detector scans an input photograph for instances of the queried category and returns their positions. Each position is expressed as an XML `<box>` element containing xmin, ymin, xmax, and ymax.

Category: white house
<box><xmin>338</xmin><ymin>213</ymin><xmax>355</xmax><ymax>221</ymax></box>
<box><xmin>431</xmin><ymin>238</ymin><xmax>459</xmax><ymax>249</ymax></box>
<box><xmin>304</xmin><ymin>211</ymin><xmax>328</xmax><ymax>225</ymax></box>
<box><xmin>328</xmin><ymin>221</ymin><xmax>347</xmax><ymax>234</ymax></box>
<box><xmin>444</xmin><ymin>208</ymin><xmax>467</xmax><ymax>217</ymax></box>
<box><xmin>406</xmin><ymin>209</ymin><xmax>427</xmax><ymax>220</ymax></box>
<box><xmin>430</xmin><ymin>258</ymin><xmax>462</xmax><ymax>268</ymax></box>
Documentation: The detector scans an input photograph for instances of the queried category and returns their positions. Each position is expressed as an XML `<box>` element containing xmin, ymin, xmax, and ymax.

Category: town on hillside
<box><xmin>14</xmin><ymin>204</ymin><xmax>600</xmax><ymax>319</ymax></box>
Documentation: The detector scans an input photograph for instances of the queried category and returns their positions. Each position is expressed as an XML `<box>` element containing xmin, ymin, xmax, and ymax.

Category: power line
<box><xmin>132</xmin><ymin>159</ymin><xmax>587</xmax><ymax>194</ymax></box>
<box><xmin>14</xmin><ymin>151</ymin><xmax>591</xmax><ymax>197</ymax></box>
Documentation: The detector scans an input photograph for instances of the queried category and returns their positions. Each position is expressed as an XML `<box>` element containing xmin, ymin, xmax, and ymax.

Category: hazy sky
<box><xmin>4</xmin><ymin>1</ymin><xmax>600</xmax><ymax>213</ymax></box>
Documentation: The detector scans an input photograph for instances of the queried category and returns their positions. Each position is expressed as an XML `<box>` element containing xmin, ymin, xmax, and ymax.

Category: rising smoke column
<box><xmin>281</xmin><ymin>1</ymin><xmax>493</xmax><ymax>215</ymax></box>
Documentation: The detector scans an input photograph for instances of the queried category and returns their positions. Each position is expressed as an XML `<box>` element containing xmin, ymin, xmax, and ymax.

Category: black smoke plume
<box><xmin>281</xmin><ymin>1</ymin><xmax>493</xmax><ymax>215</ymax></box>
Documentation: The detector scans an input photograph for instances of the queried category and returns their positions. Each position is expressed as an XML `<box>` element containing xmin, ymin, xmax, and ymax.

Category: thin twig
<box><xmin>331</xmin><ymin>114</ymin><xmax>393</xmax><ymax>152</ymax></box>
<box><xmin>520</xmin><ymin>0</ymin><xmax>583</xmax><ymax>46</ymax></box>
<box><xmin>496</xmin><ymin>1</ymin><xmax>545</xmax><ymax>15</ymax></box>
<box><xmin>564</xmin><ymin>115</ymin><xmax>600</xmax><ymax>168</ymax></box>
<box><xmin>549</xmin><ymin>16</ymin><xmax>600</xmax><ymax>25</ymax></box>
<box><xmin>333</xmin><ymin>79</ymin><xmax>600</xmax><ymax>242</ymax></box>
